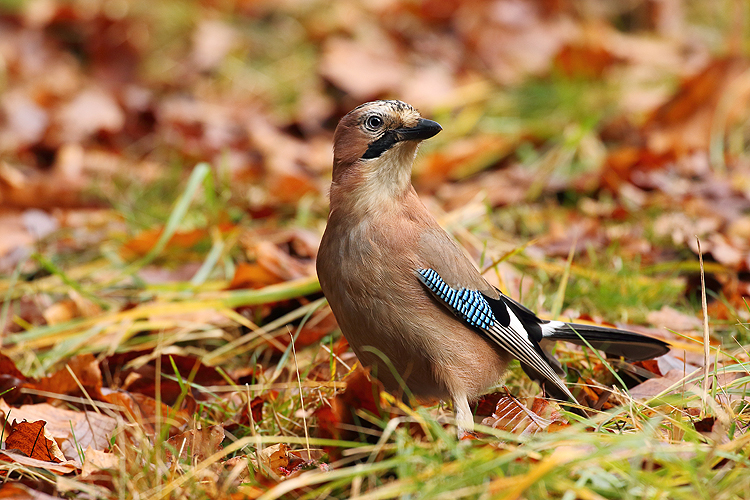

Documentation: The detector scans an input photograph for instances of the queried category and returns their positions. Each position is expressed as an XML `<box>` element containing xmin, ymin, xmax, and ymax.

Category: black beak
<box><xmin>395</xmin><ymin>118</ymin><xmax>442</xmax><ymax>142</ymax></box>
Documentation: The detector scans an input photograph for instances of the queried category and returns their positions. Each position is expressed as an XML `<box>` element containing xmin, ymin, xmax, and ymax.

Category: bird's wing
<box><xmin>416</xmin><ymin>267</ymin><xmax>576</xmax><ymax>402</ymax></box>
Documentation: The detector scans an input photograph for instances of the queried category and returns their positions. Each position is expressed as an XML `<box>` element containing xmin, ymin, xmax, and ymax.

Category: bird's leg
<box><xmin>453</xmin><ymin>394</ymin><xmax>475</xmax><ymax>438</ymax></box>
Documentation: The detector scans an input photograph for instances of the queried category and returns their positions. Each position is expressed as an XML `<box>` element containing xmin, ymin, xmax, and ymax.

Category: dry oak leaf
<box><xmin>629</xmin><ymin>368</ymin><xmax>700</xmax><ymax>400</ymax></box>
<box><xmin>0</xmin><ymin>400</ymin><xmax>117</xmax><ymax>461</ymax></box>
<box><xmin>81</xmin><ymin>446</ymin><xmax>120</xmax><ymax>478</ymax></box>
<box><xmin>102</xmin><ymin>390</ymin><xmax>189</xmax><ymax>437</ymax></box>
<box><xmin>165</xmin><ymin>425</ymin><xmax>225</xmax><ymax>465</ymax></box>
<box><xmin>0</xmin><ymin>351</ymin><xmax>29</xmax><ymax>403</ymax></box>
<box><xmin>258</xmin><ymin>443</ymin><xmax>291</xmax><ymax>480</ymax></box>
<box><xmin>644</xmin><ymin>57</ymin><xmax>750</xmax><ymax>155</ymax></box>
<box><xmin>28</xmin><ymin>353</ymin><xmax>104</xmax><ymax>402</ymax></box>
<box><xmin>3</xmin><ymin>419</ymin><xmax>64</xmax><ymax>462</ymax></box>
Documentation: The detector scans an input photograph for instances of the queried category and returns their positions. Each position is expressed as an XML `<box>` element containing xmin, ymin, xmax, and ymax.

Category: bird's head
<box><xmin>331</xmin><ymin>100</ymin><xmax>441</xmax><ymax>206</ymax></box>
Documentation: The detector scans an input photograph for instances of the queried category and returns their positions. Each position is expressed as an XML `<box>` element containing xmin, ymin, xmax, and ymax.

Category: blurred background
<box><xmin>1</xmin><ymin>0</ymin><xmax>749</xmax><ymax>327</ymax></box>
<box><xmin>1</xmin><ymin>2</ymin><xmax>750</xmax><ymax>495</ymax></box>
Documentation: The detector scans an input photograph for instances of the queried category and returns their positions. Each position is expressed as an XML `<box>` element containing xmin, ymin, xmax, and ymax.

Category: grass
<box><xmin>2</xmin><ymin>160</ymin><xmax>749</xmax><ymax>500</ymax></box>
<box><xmin>1</xmin><ymin>2</ymin><xmax>749</xmax><ymax>495</ymax></box>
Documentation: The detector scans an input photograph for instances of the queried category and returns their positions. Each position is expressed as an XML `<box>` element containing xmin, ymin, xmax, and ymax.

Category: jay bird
<box><xmin>316</xmin><ymin>100</ymin><xmax>670</xmax><ymax>433</ymax></box>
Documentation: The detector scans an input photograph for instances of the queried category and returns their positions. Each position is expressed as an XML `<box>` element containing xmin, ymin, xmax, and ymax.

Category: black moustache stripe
<box><xmin>362</xmin><ymin>131</ymin><xmax>398</xmax><ymax>159</ymax></box>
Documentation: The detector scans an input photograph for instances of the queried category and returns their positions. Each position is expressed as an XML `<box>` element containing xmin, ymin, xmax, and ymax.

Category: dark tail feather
<box><xmin>544</xmin><ymin>323</ymin><xmax>670</xmax><ymax>361</ymax></box>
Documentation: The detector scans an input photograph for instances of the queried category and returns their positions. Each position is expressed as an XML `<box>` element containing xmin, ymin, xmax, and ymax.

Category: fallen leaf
<box><xmin>647</xmin><ymin>306</ymin><xmax>702</xmax><ymax>331</ymax></box>
<box><xmin>258</xmin><ymin>443</ymin><xmax>290</xmax><ymax>480</ymax></box>
<box><xmin>0</xmin><ymin>400</ymin><xmax>118</xmax><ymax>460</ymax></box>
<box><xmin>192</xmin><ymin>20</ymin><xmax>237</xmax><ymax>72</ymax></box>
<box><xmin>104</xmin><ymin>352</ymin><xmax>230</xmax><ymax>405</ymax></box>
<box><xmin>644</xmin><ymin>57</ymin><xmax>750</xmax><ymax>155</ymax></box>
<box><xmin>629</xmin><ymin>368</ymin><xmax>700</xmax><ymax>400</ymax></box>
<box><xmin>555</xmin><ymin>43</ymin><xmax>618</xmax><ymax>79</ymax></box>
<box><xmin>0</xmin><ymin>352</ymin><xmax>29</xmax><ymax>403</ymax></box>
<box><xmin>0</xmin><ymin>90</ymin><xmax>49</xmax><ymax>149</ymax></box>
<box><xmin>54</xmin><ymin>87</ymin><xmax>125</xmax><ymax>143</ymax></box>
<box><xmin>42</xmin><ymin>299</ymin><xmax>79</xmax><ymax>326</ymax></box>
<box><xmin>165</xmin><ymin>425</ymin><xmax>225</xmax><ymax>465</ymax></box>
<box><xmin>0</xmin><ymin>450</ymin><xmax>78</xmax><ymax>474</ymax></box>
<box><xmin>228</xmin><ymin>262</ymin><xmax>283</xmax><ymax>289</ymax></box>
<box><xmin>314</xmin><ymin>368</ymin><xmax>387</xmax><ymax>451</ymax></box>
<box><xmin>102</xmin><ymin>390</ymin><xmax>189</xmax><ymax>437</ymax></box>
<box><xmin>4</xmin><ymin>419</ymin><xmax>64</xmax><ymax>462</ymax></box>
<box><xmin>320</xmin><ymin>36</ymin><xmax>407</xmax><ymax>99</ymax></box>
<box><xmin>30</xmin><ymin>354</ymin><xmax>104</xmax><ymax>402</ymax></box>
<box><xmin>223</xmin><ymin>395</ymin><xmax>266</xmax><ymax>432</ymax></box>
<box><xmin>80</xmin><ymin>446</ymin><xmax>120</xmax><ymax>478</ymax></box>
<box><xmin>481</xmin><ymin>395</ymin><xmax>567</xmax><ymax>435</ymax></box>
<box><xmin>0</xmin><ymin>483</ymin><xmax>60</xmax><ymax>500</ymax></box>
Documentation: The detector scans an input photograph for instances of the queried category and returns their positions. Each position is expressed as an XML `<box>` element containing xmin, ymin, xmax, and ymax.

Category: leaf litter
<box><xmin>0</xmin><ymin>0</ymin><xmax>749</xmax><ymax>498</ymax></box>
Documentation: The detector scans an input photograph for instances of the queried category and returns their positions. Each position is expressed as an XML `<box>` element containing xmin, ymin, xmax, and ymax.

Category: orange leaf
<box><xmin>4</xmin><ymin>420</ymin><xmax>62</xmax><ymax>463</ymax></box>
<box><xmin>28</xmin><ymin>354</ymin><xmax>104</xmax><ymax>402</ymax></box>
<box><xmin>228</xmin><ymin>262</ymin><xmax>282</xmax><ymax>289</ymax></box>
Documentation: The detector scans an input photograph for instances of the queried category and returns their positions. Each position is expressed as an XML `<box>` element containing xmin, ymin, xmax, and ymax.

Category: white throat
<box><xmin>350</xmin><ymin>142</ymin><xmax>418</xmax><ymax>214</ymax></box>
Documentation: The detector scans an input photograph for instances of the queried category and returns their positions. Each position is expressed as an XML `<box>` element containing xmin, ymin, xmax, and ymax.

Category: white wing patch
<box><xmin>540</xmin><ymin>320</ymin><xmax>567</xmax><ymax>337</ymax></box>
<box><xmin>506</xmin><ymin>304</ymin><xmax>530</xmax><ymax>341</ymax></box>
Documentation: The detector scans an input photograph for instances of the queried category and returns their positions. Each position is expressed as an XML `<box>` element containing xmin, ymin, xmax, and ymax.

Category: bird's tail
<box><xmin>540</xmin><ymin>321</ymin><xmax>670</xmax><ymax>361</ymax></box>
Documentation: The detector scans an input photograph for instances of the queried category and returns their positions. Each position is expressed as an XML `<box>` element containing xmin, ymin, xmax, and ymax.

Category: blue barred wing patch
<box><xmin>417</xmin><ymin>268</ymin><xmax>495</xmax><ymax>330</ymax></box>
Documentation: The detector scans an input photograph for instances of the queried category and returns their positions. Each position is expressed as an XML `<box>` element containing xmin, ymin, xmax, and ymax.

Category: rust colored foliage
<box><xmin>4</xmin><ymin>420</ymin><xmax>61</xmax><ymax>463</ymax></box>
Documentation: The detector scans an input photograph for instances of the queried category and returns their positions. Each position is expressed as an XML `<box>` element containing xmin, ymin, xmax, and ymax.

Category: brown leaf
<box><xmin>165</xmin><ymin>425</ymin><xmax>224</xmax><ymax>465</ymax></box>
<box><xmin>103</xmin><ymin>390</ymin><xmax>189</xmax><ymax>437</ymax></box>
<box><xmin>0</xmin><ymin>90</ymin><xmax>49</xmax><ymax>149</ymax></box>
<box><xmin>191</xmin><ymin>20</ymin><xmax>237</xmax><ymax>72</ymax></box>
<box><xmin>314</xmin><ymin>368</ymin><xmax>387</xmax><ymax>451</ymax></box>
<box><xmin>320</xmin><ymin>36</ymin><xmax>406</xmax><ymax>99</ymax></box>
<box><xmin>258</xmin><ymin>443</ymin><xmax>290</xmax><ymax>479</ymax></box>
<box><xmin>228</xmin><ymin>262</ymin><xmax>283</xmax><ymax>289</ymax></box>
<box><xmin>54</xmin><ymin>87</ymin><xmax>125</xmax><ymax>143</ymax></box>
<box><xmin>647</xmin><ymin>306</ymin><xmax>702</xmax><ymax>332</ymax></box>
<box><xmin>101</xmin><ymin>351</ymin><xmax>231</xmax><ymax>404</ymax></box>
<box><xmin>555</xmin><ymin>44</ymin><xmax>618</xmax><ymax>79</ymax></box>
<box><xmin>120</xmin><ymin>222</ymin><xmax>236</xmax><ymax>261</ymax></box>
<box><xmin>416</xmin><ymin>135</ymin><xmax>515</xmax><ymax>191</ymax></box>
<box><xmin>644</xmin><ymin>57</ymin><xmax>750</xmax><ymax>155</ymax></box>
<box><xmin>0</xmin><ymin>400</ymin><xmax>118</xmax><ymax>460</ymax></box>
<box><xmin>456</xmin><ymin>0</ymin><xmax>575</xmax><ymax>84</ymax></box>
<box><xmin>481</xmin><ymin>395</ymin><xmax>567</xmax><ymax>435</ymax></box>
<box><xmin>471</xmin><ymin>391</ymin><xmax>506</xmax><ymax>417</ymax></box>
<box><xmin>120</xmin><ymin>227</ymin><xmax>205</xmax><ymax>259</ymax></box>
<box><xmin>80</xmin><ymin>447</ymin><xmax>119</xmax><ymax>478</ymax></box>
<box><xmin>30</xmin><ymin>354</ymin><xmax>104</xmax><ymax>402</ymax></box>
<box><xmin>629</xmin><ymin>368</ymin><xmax>700</xmax><ymax>400</ymax></box>
<box><xmin>601</xmin><ymin>146</ymin><xmax>674</xmax><ymax>191</ymax></box>
<box><xmin>0</xmin><ymin>483</ymin><xmax>60</xmax><ymax>500</ymax></box>
<box><xmin>0</xmin><ymin>167</ymin><xmax>94</xmax><ymax>209</ymax></box>
<box><xmin>223</xmin><ymin>395</ymin><xmax>266</xmax><ymax>432</ymax></box>
<box><xmin>233</xmin><ymin>228</ymin><xmax>319</xmax><ymax>288</ymax></box>
<box><xmin>0</xmin><ymin>352</ymin><xmax>29</xmax><ymax>403</ymax></box>
<box><xmin>633</xmin><ymin>359</ymin><xmax>664</xmax><ymax>378</ymax></box>
<box><xmin>41</xmin><ymin>299</ymin><xmax>79</xmax><ymax>326</ymax></box>
<box><xmin>4</xmin><ymin>420</ymin><xmax>62</xmax><ymax>463</ymax></box>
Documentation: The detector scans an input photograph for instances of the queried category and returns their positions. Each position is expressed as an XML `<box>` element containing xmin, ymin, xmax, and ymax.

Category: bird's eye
<box><xmin>365</xmin><ymin>115</ymin><xmax>384</xmax><ymax>130</ymax></box>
